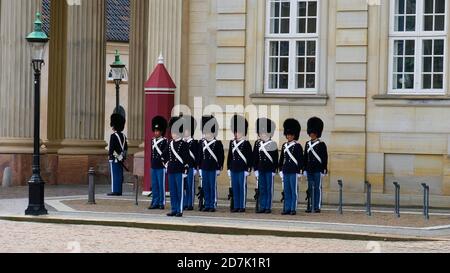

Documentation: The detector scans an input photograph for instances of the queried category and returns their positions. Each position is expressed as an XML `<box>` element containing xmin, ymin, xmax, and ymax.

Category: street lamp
<box><xmin>25</xmin><ymin>12</ymin><xmax>49</xmax><ymax>216</ymax></box>
<box><xmin>109</xmin><ymin>50</ymin><xmax>127</xmax><ymax>114</ymax></box>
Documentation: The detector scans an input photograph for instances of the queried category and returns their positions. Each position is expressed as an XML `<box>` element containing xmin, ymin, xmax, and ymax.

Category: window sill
<box><xmin>372</xmin><ymin>94</ymin><xmax>450</xmax><ymax>107</ymax></box>
<box><xmin>250</xmin><ymin>93</ymin><xmax>328</xmax><ymax>106</ymax></box>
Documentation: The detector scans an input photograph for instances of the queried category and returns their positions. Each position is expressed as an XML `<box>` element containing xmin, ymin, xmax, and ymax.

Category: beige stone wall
<box><xmin>170</xmin><ymin>0</ymin><xmax>450</xmax><ymax>205</ymax></box>
<box><xmin>366</xmin><ymin>0</ymin><xmax>450</xmax><ymax>203</ymax></box>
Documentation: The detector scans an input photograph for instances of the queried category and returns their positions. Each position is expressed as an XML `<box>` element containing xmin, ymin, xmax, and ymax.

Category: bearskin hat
<box><xmin>256</xmin><ymin>118</ymin><xmax>276</xmax><ymax>137</ymax></box>
<box><xmin>181</xmin><ymin>115</ymin><xmax>197</xmax><ymax>137</ymax></box>
<box><xmin>202</xmin><ymin>115</ymin><xmax>219</xmax><ymax>137</ymax></box>
<box><xmin>307</xmin><ymin>117</ymin><xmax>324</xmax><ymax>138</ymax></box>
<box><xmin>283</xmin><ymin>119</ymin><xmax>301</xmax><ymax>141</ymax></box>
<box><xmin>231</xmin><ymin>115</ymin><xmax>248</xmax><ymax>136</ymax></box>
<box><xmin>152</xmin><ymin>116</ymin><xmax>168</xmax><ymax>135</ymax></box>
<box><xmin>110</xmin><ymin>113</ymin><xmax>126</xmax><ymax>132</ymax></box>
<box><xmin>169</xmin><ymin>116</ymin><xmax>184</xmax><ymax>135</ymax></box>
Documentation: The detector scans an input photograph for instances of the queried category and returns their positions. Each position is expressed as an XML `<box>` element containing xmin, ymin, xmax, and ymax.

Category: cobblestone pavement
<box><xmin>0</xmin><ymin>220</ymin><xmax>449</xmax><ymax>253</ymax></box>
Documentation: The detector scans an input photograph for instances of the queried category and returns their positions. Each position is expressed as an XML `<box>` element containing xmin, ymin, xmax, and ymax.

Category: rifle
<box><xmin>113</xmin><ymin>151</ymin><xmax>130</xmax><ymax>172</ymax></box>
<box><xmin>228</xmin><ymin>175</ymin><xmax>234</xmax><ymax>211</ymax></box>
<box><xmin>197</xmin><ymin>173</ymin><xmax>205</xmax><ymax>211</ymax></box>
<box><xmin>119</xmin><ymin>160</ymin><xmax>130</xmax><ymax>172</ymax></box>
<box><xmin>254</xmin><ymin>177</ymin><xmax>260</xmax><ymax>212</ymax></box>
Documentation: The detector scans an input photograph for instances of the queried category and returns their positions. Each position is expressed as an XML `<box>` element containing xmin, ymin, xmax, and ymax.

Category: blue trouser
<box><xmin>307</xmin><ymin>172</ymin><xmax>322</xmax><ymax>210</ymax></box>
<box><xmin>258</xmin><ymin>171</ymin><xmax>274</xmax><ymax>211</ymax></box>
<box><xmin>169</xmin><ymin>173</ymin><xmax>184</xmax><ymax>214</ymax></box>
<box><xmin>283</xmin><ymin>173</ymin><xmax>298</xmax><ymax>213</ymax></box>
<box><xmin>202</xmin><ymin>170</ymin><xmax>217</xmax><ymax>209</ymax></box>
<box><xmin>231</xmin><ymin>171</ymin><xmax>247</xmax><ymax>210</ymax></box>
<box><xmin>183</xmin><ymin>168</ymin><xmax>195</xmax><ymax>208</ymax></box>
<box><xmin>151</xmin><ymin>168</ymin><xmax>166</xmax><ymax>207</ymax></box>
<box><xmin>109</xmin><ymin>161</ymin><xmax>123</xmax><ymax>194</ymax></box>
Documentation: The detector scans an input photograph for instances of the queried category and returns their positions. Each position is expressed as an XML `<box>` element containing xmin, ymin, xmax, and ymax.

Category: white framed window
<box><xmin>265</xmin><ymin>0</ymin><xmax>320</xmax><ymax>94</ymax></box>
<box><xmin>389</xmin><ymin>0</ymin><xmax>447</xmax><ymax>95</ymax></box>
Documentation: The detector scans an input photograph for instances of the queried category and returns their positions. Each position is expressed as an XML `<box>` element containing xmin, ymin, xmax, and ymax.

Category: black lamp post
<box><xmin>25</xmin><ymin>12</ymin><xmax>49</xmax><ymax>216</ymax></box>
<box><xmin>109</xmin><ymin>50</ymin><xmax>127</xmax><ymax>114</ymax></box>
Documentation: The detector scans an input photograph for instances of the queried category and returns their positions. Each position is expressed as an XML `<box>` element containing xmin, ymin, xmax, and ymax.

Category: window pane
<box><xmin>423</xmin><ymin>74</ymin><xmax>432</xmax><ymax>89</ymax></box>
<box><xmin>298</xmin><ymin>18</ymin><xmax>306</xmax><ymax>33</ymax></box>
<box><xmin>270</xmin><ymin>58</ymin><xmax>279</xmax><ymax>72</ymax></box>
<box><xmin>405</xmin><ymin>16</ymin><xmax>416</xmax><ymax>31</ymax></box>
<box><xmin>434</xmin><ymin>57</ymin><xmax>443</xmax><ymax>72</ymax></box>
<box><xmin>434</xmin><ymin>40</ymin><xmax>444</xmax><ymax>55</ymax></box>
<box><xmin>306</xmin><ymin>57</ymin><xmax>316</xmax><ymax>72</ymax></box>
<box><xmin>435</xmin><ymin>15</ymin><xmax>445</xmax><ymax>31</ymax></box>
<box><xmin>298</xmin><ymin>2</ymin><xmax>306</xmax><ymax>16</ymax></box>
<box><xmin>404</xmin><ymin>74</ymin><xmax>414</xmax><ymax>88</ymax></box>
<box><xmin>433</xmin><ymin>74</ymin><xmax>443</xmax><ymax>89</ymax></box>
<box><xmin>271</xmin><ymin>2</ymin><xmax>279</xmax><ymax>17</ymax></box>
<box><xmin>269</xmin><ymin>74</ymin><xmax>278</xmax><ymax>89</ymax></box>
<box><xmin>395</xmin><ymin>40</ymin><xmax>404</xmax><ymax>55</ymax></box>
<box><xmin>397</xmin><ymin>0</ymin><xmax>405</xmax><ymax>14</ymax></box>
<box><xmin>280</xmin><ymin>58</ymin><xmax>289</xmax><ymax>72</ymax></box>
<box><xmin>280</xmin><ymin>41</ymin><xmax>289</xmax><ymax>56</ymax></box>
<box><xmin>297</xmin><ymin>74</ymin><xmax>305</xmax><ymax>89</ymax></box>
<box><xmin>405</xmin><ymin>57</ymin><xmax>415</xmax><ymax>72</ymax></box>
<box><xmin>423</xmin><ymin>40</ymin><xmax>433</xmax><ymax>55</ymax></box>
<box><xmin>281</xmin><ymin>2</ymin><xmax>290</xmax><ymax>17</ymax></box>
<box><xmin>298</xmin><ymin>58</ymin><xmax>305</xmax><ymax>72</ymax></box>
<box><xmin>281</xmin><ymin>19</ymin><xmax>290</xmax><ymax>33</ymax></box>
<box><xmin>308</xmin><ymin>2</ymin><xmax>317</xmax><ymax>17</ymax></box>
<box><xmin>435</xmin><ymin>0</ymin><xmax>445</xmax><ymax>13</ymax></box>
<box><xmin>405</xmin><ymin>40</ymin><xmax>415</xmax><ymax>55</ymax></box>
<box><xmin>270</xmin><ymin>41</ymin><xmax>279</xmax><ymax>56</ymax></box>
<box><xmin>395</xmin><ymin>16</ymin><xmax>405</xmax><ymax>31</ymax></box>
<box><xmin>306</xmin><ymin>74</ymin><xmax>315</xmax><ymax>88</ymax></box>
<box><xmin>423</xmin><ymin>57</ymin><xmax>432</xmax><ymax>72</ymax></box>
<box><xmin>297</xmin><ymin>41</ymin><xmax>305</xmax><ymax>56</ymax></box>
<box><xmin>406</xmin><ymin>0</ymin><xmax>416</xmax><ymax>14</ymax></box>
<box><xmin>424</xmin><ymin>0</ymin><xmax>433</xmax><ymax>14</ymax></box>
<box><xmin>395</xmin><ymin>57</ymin><xmax>404</xmax><ymax>72</ymax></box>
<box><xmin>307</xmin><ymin>18</ymin><xmax>317</xmax><ymax>33</ymax></box>
<box><xmin>394</xmin><ymin>74</ymin><xmax>402</xmax><ymax>89</ymax></box>
<box><xmin>307</xmin><ymin>41</ymin><xmax>316</xmax><ymax>56</ymax></box>
<box><xmin>424</xmin><ymin>15</ymin><xmax>433</xmax><ymax>31</ymax></box>
<box><xmin>279</xmin><ymin>74</ymin><xmax>289</xmax><ymax>89</ymax></box>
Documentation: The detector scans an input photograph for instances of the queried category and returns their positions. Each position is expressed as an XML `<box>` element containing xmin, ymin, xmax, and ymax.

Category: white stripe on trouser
<box><xmin>243</xmin><ymin>175</ymin><xmax>247</xmax><ymax>209</ymax></box>
<box><xmin>162</xmin><ymin>171</ymin><xmax>166</xmax><ymax>205</ymax></box>
<box><xmin>215</xmin><ymin>175</ymin><xmax>218</xmax><ymax>208</ymax></box>
<box><xmin>109</xmin><ymin>161</ymin><xmax>114</xmax><ymax>193</ymax></box>
<box><xmin>180</xmin><ymin>175</ymin><xmax>184</xmax><ymax>213</ymax></box>
<box><xmin>319</xmin><ymin>175</ymin><xmax>323</xmax><ymax>209</ymax></box>
<box><xmin>271</xmin><ymin>175</ymin><xmax>274</xmax><ymax>209</ymax></box>
<box><xmin>295</xmin><ymin>176</ymin><xmax>298</xmax><ymax>210</ymax></box>
<box><xmin>191</xmin><ymin>172</ymin><xmax>195</xmax><ymax>206</ymax></box>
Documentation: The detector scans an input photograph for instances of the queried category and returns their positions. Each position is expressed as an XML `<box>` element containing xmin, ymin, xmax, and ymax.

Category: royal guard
<box><xmin>198</xmin><ymin>115</ymin><xmax>225</xmax><ymax>212</ymax></box>
<box><xmin>148</xmin><ymin>116</ymin><xmax>168</xmax><ymax>210</ymax></box>
<box><xmin>108</xmin><ymin>113</ymin><xmax>128</xmax><ymax>196</ymax></box>
<box><xmin>304</xmin><ymin>117</ymin><xmax>328</xmax><ymax>213</ymax></box>
<box><xmin>279</xmin><ymin>119</ymin><xmax>304</xmax><ymax>216</ymax></box>
<box><xmin>181</xmin><ymin>115</ymin><xmax>199</xmax><ymax>211</ymax></box>
<box><xmin>227</xmin><ymin>115</ymin><xmax>253</xmax><ymax>213</ymax></box>
<box><xmin>162</xmin><ymin>116</ymin><xmax>191</xmax><ymax>217</ymax></box>
<box><xmin>253</xmin><ymin>118</ymin><xmax>278</xmax><ymax>214</ymax></box>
